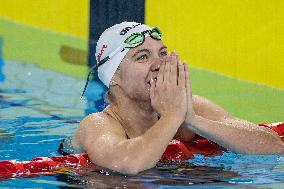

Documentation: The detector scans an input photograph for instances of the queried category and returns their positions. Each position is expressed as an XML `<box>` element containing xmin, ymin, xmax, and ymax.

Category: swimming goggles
<box><xmin>98</xmin><ymin>27</ymin><xmax>162</xmax><ymax>66</ymax></box>
<box><xmin>81</xmin><ymin>27</ymin><xmax>163</xmax><ymax>98</ymax></box>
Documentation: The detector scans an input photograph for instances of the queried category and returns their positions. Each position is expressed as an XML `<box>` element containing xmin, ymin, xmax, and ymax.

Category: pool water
<box><xmin>0</xmin><ymin>61</ymin><xmax>284</xmax><ymax>188</ymax></box>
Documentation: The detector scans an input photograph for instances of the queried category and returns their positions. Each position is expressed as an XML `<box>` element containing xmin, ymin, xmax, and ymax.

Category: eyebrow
<box><xmin>160</xmin><ymin>45</ymin><xmax>167</xmax><ymax>51</ymax></box>
<box><xmin>131</xmin><ymin>49</ymin><xmax>150</xmax><ymax>58</ymax></box>
<box><xmin>131</xmin><ymin>45</ymin><xmax>168</xmax><ymax>58</ymax></box>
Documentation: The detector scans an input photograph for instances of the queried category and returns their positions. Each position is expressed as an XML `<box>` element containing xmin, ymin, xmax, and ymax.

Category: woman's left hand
<box><xmin>183</xmin><ymin>62</ymin><xmax>196</xmax><ymax>124</ymax></box>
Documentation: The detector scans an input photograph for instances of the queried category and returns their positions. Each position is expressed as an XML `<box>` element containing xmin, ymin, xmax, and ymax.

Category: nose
<box><xmin>150</xmin><ymin>57</ymin><xmax>163</xmax><ymax>72</ymax></box>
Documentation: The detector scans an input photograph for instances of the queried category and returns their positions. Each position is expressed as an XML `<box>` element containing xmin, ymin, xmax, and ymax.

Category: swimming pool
<box><xmin>1</xmin><ymin>61</ymin><xmax>284</xmax><ymax>188</ymax></box>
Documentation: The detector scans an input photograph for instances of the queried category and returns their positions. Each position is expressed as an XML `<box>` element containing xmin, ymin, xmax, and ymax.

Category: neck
<box><xmin>108</xmin><ymin>92</ymin><xmax>158</xmax><ymax>138</ymax></box>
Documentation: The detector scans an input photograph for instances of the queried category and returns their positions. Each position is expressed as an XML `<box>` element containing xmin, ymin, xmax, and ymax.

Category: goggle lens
<box><xmin>150</xmin><ymin>27</ymin><xmax>162</xmax><ymax>40</ymax></box>
<box><xmin>124</xmin><ymin>33</ymin><xmax>144</xmax><ymax>48</ymax></box>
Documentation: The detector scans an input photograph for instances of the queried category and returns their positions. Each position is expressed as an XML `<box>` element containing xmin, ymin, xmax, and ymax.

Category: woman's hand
<box><xmin>150</xmin><ymin>53</ymin><xmax>187</xmax><ymax>122</ymax></box>
<box><xmin>183</xmin><ymin>62</ymin><xmax>196</xmax><ymax>124</ymax></box>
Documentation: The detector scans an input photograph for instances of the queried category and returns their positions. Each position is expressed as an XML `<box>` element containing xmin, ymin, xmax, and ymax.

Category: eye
<box><xmin>136</xmin><ymin>54</ymin><xmax>148</xmax><ymax>61</ymax></box>
<box><xmin>160</xmin><ymin>50</ymin><xmax>168</xmax><ymax>57</ymax></box>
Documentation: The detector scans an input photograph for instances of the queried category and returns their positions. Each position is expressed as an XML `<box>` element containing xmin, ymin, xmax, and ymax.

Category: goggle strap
<box><xmin>106</xmin><ymin>43</ymin><xmax>124</xmax><ymax>62</ymax></box>
<box><xmin>81</xmin><ymin>66</ymin><xmax>97</xmax><ymax>98</ymax></box>
<box><xmin>97</xmin><ymin>57</ymin><xmax>109</xmax><ymax>67</ymax></box>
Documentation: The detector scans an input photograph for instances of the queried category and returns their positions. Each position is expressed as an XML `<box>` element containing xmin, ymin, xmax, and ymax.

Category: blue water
<box><xmin>0</xmin><ymin>61</ymin><xmax>284</xmax><ymax>188</ymax></box>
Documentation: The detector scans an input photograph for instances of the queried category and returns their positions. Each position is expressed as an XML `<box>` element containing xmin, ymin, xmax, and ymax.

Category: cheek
<box><xmin>121</xmin><ymin>66</ymin><xmax>148</xmax><ymax>91</ymax></box>
<box><xmin>125</xmin><ymin>71</ymin><xmax>145</xmax><ymax>88</ymax></box>
<box><xmin>122</xmin><ymin>65</ymin><xmax>146</xmax><ymax>82</ymax></box>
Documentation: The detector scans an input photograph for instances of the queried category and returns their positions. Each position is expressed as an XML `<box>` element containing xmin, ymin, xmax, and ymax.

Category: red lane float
<box><xmin>259</xmin><ymin>122</ymin><xmax>284</xmax><ymax>137</ymax></box>
<box><xmin>0</xmin><ymin>153</ymin><xmax>92</xmax><ymax>179</ymax></box>
<box><xmin>0</xmin><ymin>122</ymin><xmax>283</xmax><ymax>178</ymax></box>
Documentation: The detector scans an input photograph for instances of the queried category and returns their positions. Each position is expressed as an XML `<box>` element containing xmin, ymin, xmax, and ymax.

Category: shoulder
<box><xmin>80</xmin><ymin>111</ymin><xmax>113</xmax><ymax>129</ymax></box>
<box><xmin>192</xmin><ymin>95</ymin><xmax>233</xmax><ymax>121</ymax></box>
<box><xmin>72</xmin><ymin>110</ymin><xmax>132</xmax><ymax>168</ymax></box>
<box><xmin>74</xmin><ymin>110</ymin><xmax>126</xmax><ymax>148</ymax></box>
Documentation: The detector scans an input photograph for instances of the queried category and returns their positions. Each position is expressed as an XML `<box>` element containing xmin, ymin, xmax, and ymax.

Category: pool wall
<box><xmin>146</xmin><ymin>0</ymin><xmax>284</xmax><ymax>90</ymax></box>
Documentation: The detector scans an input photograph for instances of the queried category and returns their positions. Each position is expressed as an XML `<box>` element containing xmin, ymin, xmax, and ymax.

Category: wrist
<box><xmin>182</xmin><ymin>115</ymin><xmax>205</xmax><ymax>132</ymax></box>
<box><xmin>185</xmin><ymin>112</ymin><xmax>197</xmax><ymax>125</ymax></box>
<box><xmin>159</xmin><ymin>114</ymin><xmax>184</xmax><ymax>125</ymax></box>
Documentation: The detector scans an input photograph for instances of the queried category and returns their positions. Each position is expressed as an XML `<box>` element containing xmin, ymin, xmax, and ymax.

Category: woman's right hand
<box><xmin>150</xmin><ymin>53</ymin><xmax>187</xmax><ymax>121</ymax></box>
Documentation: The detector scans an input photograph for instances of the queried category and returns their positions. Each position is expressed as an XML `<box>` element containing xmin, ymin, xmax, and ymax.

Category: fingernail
<box><xmin>178</xmin><ymin>61</ymin><xmax>183</xmax><ymax>65</ymax></box>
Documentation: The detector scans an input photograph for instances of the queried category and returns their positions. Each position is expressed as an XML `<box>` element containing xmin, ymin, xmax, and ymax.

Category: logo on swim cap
<box><xmin>97</xmin><ymin>44</ymin><xmax>108</xmax><ymax>62</ymax></box>
<box><xmin>120</xmin><ymin>23</ymin><xmax>142</xmax><ymax>35</ymax></box>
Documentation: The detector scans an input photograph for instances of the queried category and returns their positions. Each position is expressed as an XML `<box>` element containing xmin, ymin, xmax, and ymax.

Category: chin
<box><xmin>132</xmin><ymin>93</ymin><xmax>150</xmax><ymax>102</ymax></box>
<box><xmin>124</xmin><ymin>83</ymin><xmax>150</xmax><ymax>101</ymax></box>
<box><xmin>131</xmin><ymin>90</ymin><xmax>150</xmax><ymax>102</ymax></box>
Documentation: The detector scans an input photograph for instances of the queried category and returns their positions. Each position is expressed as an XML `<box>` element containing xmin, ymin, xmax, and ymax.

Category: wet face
<box><xmin>115</xmin><ymin>37</ymin><xmax>168</xmax><ymax>101</ymax></box>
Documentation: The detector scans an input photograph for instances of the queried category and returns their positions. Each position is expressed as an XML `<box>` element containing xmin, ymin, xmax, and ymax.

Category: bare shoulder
<box><xmin>192</xmin><ymin>95</ymin><xmax>233</xmax><ymax>121</ymax></box>
<box><xmin>74</xmin><ymin>111</ymin><xmax>126</xmax><ymax>149</ymax></box>
<box><xmin>79</xmin><ymin>111</ymin><xmax>122</xmax><ymax>133</ymax></box>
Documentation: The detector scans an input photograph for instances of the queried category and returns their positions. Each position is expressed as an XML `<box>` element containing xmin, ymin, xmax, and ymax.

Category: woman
<box><xmin>67</xmin><ymin>22</ymin><xmax>283</xmax><ymax>174</ymax></box>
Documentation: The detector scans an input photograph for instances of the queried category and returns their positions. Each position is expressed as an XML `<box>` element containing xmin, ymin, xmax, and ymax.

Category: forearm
<box><xmin>109</xmin><ymin>116</ymin><xmax>183</xmax><ymax>174</ymax></box>
<box><xmin>184</xmin><ymin>115</ymin><xmax>284</xmax><ymax>154</ymax></box>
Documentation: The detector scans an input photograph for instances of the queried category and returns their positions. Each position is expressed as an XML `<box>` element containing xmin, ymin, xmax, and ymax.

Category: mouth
<box><xmin>147</xmin><ymin>76</ymin><xmax>157</xmax><ymax>86</ymax></box>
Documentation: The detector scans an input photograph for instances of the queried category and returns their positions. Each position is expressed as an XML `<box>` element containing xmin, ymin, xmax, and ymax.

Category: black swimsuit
<box><xmin>57</xmin><ymin>136</ymin><xmax>84</xmax><ymax>155</ymax></box>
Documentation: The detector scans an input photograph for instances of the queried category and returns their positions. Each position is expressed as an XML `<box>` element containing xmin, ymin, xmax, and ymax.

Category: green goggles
<box><xmin>98</xmin><ymin>27</ymin><xmax>162</xmax><ymax>66</ymax></box>
<box><xmin>123</xmin><ymin>27</ymin><xmax>162</xmax><ymax>48</ymax></box>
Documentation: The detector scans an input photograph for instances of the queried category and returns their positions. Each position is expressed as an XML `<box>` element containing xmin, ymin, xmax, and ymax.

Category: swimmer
<box><xmin>71</xmin><ymin>22</ymin><xmax>284</xmax><ymax>174</ymax></box>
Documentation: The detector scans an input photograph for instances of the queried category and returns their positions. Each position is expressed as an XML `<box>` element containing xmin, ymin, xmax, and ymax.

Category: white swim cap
<box><xmin>96</xmin><ymin>21</ymin><xmax>151</xmax><ymax>87</ymax></box>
